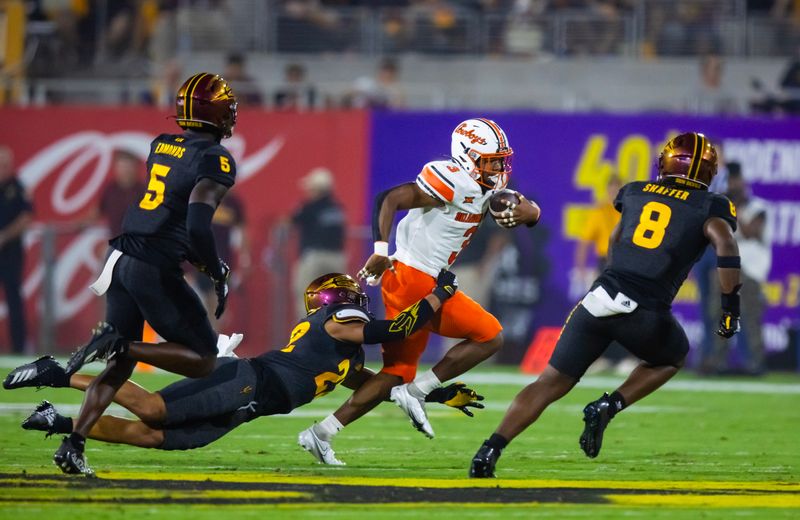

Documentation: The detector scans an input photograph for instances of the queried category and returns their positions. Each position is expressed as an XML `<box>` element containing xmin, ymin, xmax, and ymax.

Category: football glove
<box><xmin>716</xmin><ymin>312</ymin><xmax>740</xmax><ymax>339</ymax></box>
<box><xmin>425</xmin><ymin>382</ymin><xmax>485</xmax><ymax>417</ymax></box>
<box><xmin>717</xmin><ymin>284</ymin><xmax>741</xmax><ymax>339</ymax></box>
<box><xmin>212</xmin><ymin>260</ymin><xmax>231</xmax><ymax>319</ymax></box>
<box><xmin>432</xmin><ymin>269</ymin><xmax>458</xmax><ymax>302</ymax></box>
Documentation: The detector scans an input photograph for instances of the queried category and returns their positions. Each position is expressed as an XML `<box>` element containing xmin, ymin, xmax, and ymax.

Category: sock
<box><xmin>69</xmin><ymin>432</ymin><xmax>86</xmax><ymax>450</ymax></box>
<box><xmin>312</xmin><ymin>414</ymin><xmax>343</xmax><ymax>442</ymax></box>
<box><xmin>408</xmin><ymin>369</ymin><xmax>441</xmax><ymax>399</ymax></box>
<box><xmin>54</xmin><ymin>415</ymin><xmax>73</xmax><ymax>434</ymax></box>
<box><xmin>487</xmin><ymin>433</ymin><xmax>509</xmax><ymax>450</ymax></box>
<box><xmin>607</xmin><ymin>391</ymin><xmax>626</xmax><ymax>418</ymax></box>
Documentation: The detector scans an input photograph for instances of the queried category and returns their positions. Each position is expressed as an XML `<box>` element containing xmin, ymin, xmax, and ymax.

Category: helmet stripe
<box><xmin>186</xmin><ymin>73</ymin><xmax>210</xmax><ymax>121</ymax></box>
<box><xmin>688</xmin><ymin>133</ymin><xmax>701</xmax><ymax>180</ymax></box>
<box><xmin>181</xmin><ymin>73</ymin><xmax>204</xmax><ymax>120</ymax></box>
<box><xmin>691</xmin><ymin>134</ymin><xmax>706</xmax><ymax>180</ymax></box>
<box><xmin>477</xmin><ymin>118</ymin><xmax>506</xmax><ymax>149</ymax></box>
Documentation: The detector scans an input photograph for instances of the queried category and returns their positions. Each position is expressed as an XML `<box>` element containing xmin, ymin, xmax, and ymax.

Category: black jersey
<box><xmin>254</xmin><ymin>304</ymin><xmax>369</xmax><ymax>410</ymax></box>
<box><xmin>597</xmin><ymin>180</ymin><xmax>737</xmax><ymax>310</ymax></box>
<box><xmin>110</xmin><ymin>133</ymin><xmax>237</xmax><ymax>270</ymax></box>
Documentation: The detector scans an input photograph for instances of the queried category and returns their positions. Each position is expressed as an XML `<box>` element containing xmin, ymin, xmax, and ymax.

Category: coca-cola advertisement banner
<box><xmin>0</xmin><ymin>108</ymin><xmax>369</xmax><ymax>356</ymax></box>
<box><xmin>369</xmin><ymin>112</ymin><xmax>800</xmax><ymax>359</ymax></box>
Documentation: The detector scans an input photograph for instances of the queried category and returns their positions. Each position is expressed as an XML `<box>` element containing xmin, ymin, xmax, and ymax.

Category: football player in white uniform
<box><xmin>298</xmin><ymin>118</ymin><xmax>540</xmax><ymax>465</ymax></box>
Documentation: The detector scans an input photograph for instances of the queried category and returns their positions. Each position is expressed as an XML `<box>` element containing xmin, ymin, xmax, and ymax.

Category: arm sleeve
<box><xmin>197</xmin><ymin>149</ymin><xmax>236</xmax><ymax>188</ymax></box>
<box><xmin>187</xmin><ymin>202</ymin><xmax>224</xmax><ymax>280</ymax></box>
<box><xmin>415</xmin><ymin>164</ymin><xmax>455</xmax><ymax>204</ymax></box>
<box><xmin>371</xmin><ymin>188</ymin><xmax>391</xmax><ymax>242</ymax></box>
<box><xmin>709</xmin><ymin>194</ymin><xmax>738</xmax><ymax>232</ymax></box>
<box><xmin>362</xmin><ymin>298</ymin><xmax>436</xmax><ymax>345</ymax></box>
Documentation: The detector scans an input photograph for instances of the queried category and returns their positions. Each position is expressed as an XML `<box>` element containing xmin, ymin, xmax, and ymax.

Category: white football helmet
<box><xmin>451</xmin><ymin>118</ymin><xmax>513</xmax><ymax>190</ymax></box>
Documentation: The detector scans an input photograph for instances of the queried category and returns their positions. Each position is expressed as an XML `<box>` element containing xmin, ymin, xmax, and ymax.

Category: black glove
<box><xmin>716</xmin><ymin>285</ymin><xmax>741</xmax><ymax>339</ymax></box>
<box><xmin>717</xmin><ymin>311</ymin><xmax>740</xmax><ymax>339</ymax></box>
<box><xmin>432</xmin><ymin>269</ymin><xmax>458</xmax><ymax>302</ymax></box>
<box><xmin>212</xmin><ymin>259</ymin><xmax>231</xmax><ymax>319</ymax></box>
<box><xmin>425</xmin><ymin>382</ymin><xmax>484</xmax><ymax>417</ymax></box>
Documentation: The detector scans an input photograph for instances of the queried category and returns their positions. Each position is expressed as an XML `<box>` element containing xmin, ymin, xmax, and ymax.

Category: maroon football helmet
<box><xmin>175</xmin><ymin>73</ymin><xmax>238</xmax><ymax>139</ymax></box>
<box><xmin>657</xmin><ymin>132</ymin><xmax>718</xmax><ymax>188</ymax></box>
<box><xmin>304</xmin><ymin>273</ymin><xmax>369</xmax><ymax>315</ymax></box>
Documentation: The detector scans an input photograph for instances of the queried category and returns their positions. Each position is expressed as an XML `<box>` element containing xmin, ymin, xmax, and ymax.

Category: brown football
<box><xmin>489</xmin><ymin>189</ymin><xmax>522</xmax><ymax>216</ymax></box>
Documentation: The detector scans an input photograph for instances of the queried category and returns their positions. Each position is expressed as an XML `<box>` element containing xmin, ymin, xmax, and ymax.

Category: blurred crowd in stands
<box><xmin>21</xmin><ymin>1</ymin><xmax>800</xmax><ymax>62</ymax></box>
<box><xmin>12</xmin><ymin>0</ymin><xmax>800</xmax><ymax>113</ymax></box>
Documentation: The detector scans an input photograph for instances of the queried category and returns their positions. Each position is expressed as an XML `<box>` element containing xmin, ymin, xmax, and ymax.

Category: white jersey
<box><xmin>394</xmin><ymin>159</ymin><xmax>494</xmax><ymax>277</ymax></box>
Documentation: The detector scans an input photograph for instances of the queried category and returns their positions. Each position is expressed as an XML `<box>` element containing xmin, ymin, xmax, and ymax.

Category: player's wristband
<box><xmin>720</xmin><ymin>284</ymin><xmax>742</xmax><ymax>316</ymax></box>
<box><xmin>717</xmin><ymin>255</ymin><xmax>741</xmax><ymax>269</ymax></box>
<box><xmin>432</xmin><ymin>286</ymin><xmax>455</xmax><ymax>302</ymax></box>
<box><xmin>374</xmin><ymin>241</ymin><xmax>389</xmax><ymax>257</ymax></box>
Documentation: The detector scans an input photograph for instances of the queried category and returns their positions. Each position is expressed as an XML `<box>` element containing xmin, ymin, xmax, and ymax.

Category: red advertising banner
<box><xmin>0</xmin><ymin>108</ymin><xmax>369</xmax><ymax>356</ymax></box>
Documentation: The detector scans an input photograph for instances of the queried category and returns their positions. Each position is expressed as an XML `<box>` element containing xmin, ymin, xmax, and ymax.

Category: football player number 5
<box><xmin>139</xmin><ymin>164</ymin><xmax>171</xmax><ymax>210</ymax></box>
<box><xmin>632</xmin><ymin>201</ymin><xmax>672</xmax><ymax>249</ymax></box>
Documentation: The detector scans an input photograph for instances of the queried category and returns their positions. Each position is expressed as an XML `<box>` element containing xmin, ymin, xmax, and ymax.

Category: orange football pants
<box><xmin>380</xmin><ymin>261</ymin><xmax>502</xmax><ymax>382</ymax></box>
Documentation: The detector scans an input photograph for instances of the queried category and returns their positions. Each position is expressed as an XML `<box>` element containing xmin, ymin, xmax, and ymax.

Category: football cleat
<box><xmin>66</xmin><ymin>322</ymin><xmax>125</xmax><ymax>376</ymax></box>
<box><xmin>53</xmin><ymin>436</ymin><xmax>94</xmax><ymax>476</ymax></box>
<box><xmin>298</xmin><ymin>427</ymin><xmax>345</xmax><ymax>466</ymax></box>
<box><xmin>3</xmin><ymin>356</ymin><xmax>69</xmax><ymax>390</ymax></box>
<box><xmin>22</xmin><ymin>400</ymin><xmax>62</xmax><ymax>437</ymax></box>
<box><xmin>390</xmin><ymin>384</ymin><xmax>434</xmax><ymax>439</ymax></box>
<box><xmin>580</xmin><ymin>393</ymin><xmax>614</xmax><ymax>458</ymax></box>
<box><xmin>469</xmin><ymin>440</ymin><xmax>501</xmax><ymax>478</ymax></box>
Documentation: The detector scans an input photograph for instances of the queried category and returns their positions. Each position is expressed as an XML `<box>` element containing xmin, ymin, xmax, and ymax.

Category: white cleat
<box><xmin>390</xmin><ymin>384</ymin><xmax>435</xmax><ymax>439</ymax></box>
<box><xmin>298</xmin><ymin>427</ymin><xmax>345</xmax><ymax>466</ymax></box>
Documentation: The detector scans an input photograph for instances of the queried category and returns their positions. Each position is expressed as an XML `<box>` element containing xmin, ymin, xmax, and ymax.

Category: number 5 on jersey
<box><xmin>139</xmin><ymin>163</ymin><xmax>171</xmax><ymax>210</ymax></box>
<box><xmin>632</xmin><ymin>201</ymin><xmax>672</xmax><ymax>249</ymax></box>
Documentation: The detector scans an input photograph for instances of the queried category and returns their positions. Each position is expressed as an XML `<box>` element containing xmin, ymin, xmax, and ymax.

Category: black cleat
<box><xmin>580</xmin><ymin>393</ymin><xmax>614</xmax><ymax>458</ymax></box>
<box><xmin>66</xmin><ymin>322</ymin><xmax>125</xmax><ymax>376</ymax></box>
<box><xmin>22</xmin><ymin>400</ymin><xmax>62</xmax><ymax>437</ymax></box>
<box><xmin>54</xmin><ymin>436</ymin><xmax>94</xmax><ymax>476</ymax></box>
<box><xmin>3</xmin><ymin>356</ymin><xmax>69</xmax><ymax>390</ymax></box>
<box><xmin>469</xmin><ymin>440</ymin><xmax>501</xmax><ymax>478</ymax></box>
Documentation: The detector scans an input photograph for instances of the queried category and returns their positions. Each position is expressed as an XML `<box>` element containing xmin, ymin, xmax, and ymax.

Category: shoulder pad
<box><xmin>416</xmin><ymin>161</ymin><xmax>462</xmax><ymax>203</ymax></box>
<box><xmin>709</xmin><ymin>193</ymin><xmax>738</xmax><ymax>232</ymax></box>
<box><xmin>613</xmin><ymin>183</ymin><xmax>629</xmax><ymax>212</ymax></box>
<box><xmin>329</xmin><ymin>304</ymin><xmax>370</xmax><ymax>324</ymax></box>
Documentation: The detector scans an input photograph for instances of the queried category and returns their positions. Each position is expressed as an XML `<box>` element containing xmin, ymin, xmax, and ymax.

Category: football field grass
<box><xmin>0</xmin><ymin>359</ymin><xmax>798</xmax><ymax>518</ymax></box>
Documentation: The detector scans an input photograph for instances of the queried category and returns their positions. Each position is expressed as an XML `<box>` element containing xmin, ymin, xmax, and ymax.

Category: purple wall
<box><xmin>369</xmin><ymin>112</ymin><xmax>800</xmax><ymax>358</ymax></box>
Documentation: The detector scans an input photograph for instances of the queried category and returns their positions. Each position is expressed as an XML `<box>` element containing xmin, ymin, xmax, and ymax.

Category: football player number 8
<box><xmin>139</xmin><ymin>163</ymin><xmax>171</xmax><ymax>210</ymax></box>
<box><xmin>632</xmin><ymin>201</ymin><xmax>672</xmax><ymax>249</ymax></box>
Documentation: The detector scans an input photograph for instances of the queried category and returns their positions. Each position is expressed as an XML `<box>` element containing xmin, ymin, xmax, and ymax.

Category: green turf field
<box><xmin>0</xmin><ymin>359</ymin><xmax>798</xmax><ymax>518</ymax></box>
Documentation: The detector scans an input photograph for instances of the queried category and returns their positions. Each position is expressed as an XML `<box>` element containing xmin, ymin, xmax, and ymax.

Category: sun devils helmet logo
<box><xmin>304</xmin><ymin>273</ymin><xmax>369</xmax><ymax>314</ymax></box>
<box><xmin>451</xmin><ymin>118</ymin><xmax>513</xmax><ymax>190</ymax></box>
<box><xmin>658</xmin><ymin>132</ymin><xmax>718</xmax><ymax>188</ymax></box>
<box><xmin>175</xmin><ymin>73</ymin><xmax>238</xmax><ymax>139</ymax></box>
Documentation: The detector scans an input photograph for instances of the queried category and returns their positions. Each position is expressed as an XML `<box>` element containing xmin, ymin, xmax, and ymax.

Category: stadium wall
<box><xmin>0</xmin><ymin>108</ymin><xmax>797</xmax><ymax>363</ymax></box>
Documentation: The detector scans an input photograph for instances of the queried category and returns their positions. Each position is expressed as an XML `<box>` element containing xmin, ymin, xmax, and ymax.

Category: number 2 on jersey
<box><xmin>632</xmin><ymin>201</ymin><xmax>672</xmax><ymax>249</ymax></box>
<box><xmin>139</xmin><ymin>163</ymin><xmax>171</xmax><ymax>210</ymax></box>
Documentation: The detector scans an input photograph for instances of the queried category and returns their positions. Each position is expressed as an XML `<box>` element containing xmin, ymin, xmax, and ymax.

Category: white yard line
<box><xmin>1</xmin><ymin>356</ymin><xmax>798</xmax><ymax>395</ymax></box>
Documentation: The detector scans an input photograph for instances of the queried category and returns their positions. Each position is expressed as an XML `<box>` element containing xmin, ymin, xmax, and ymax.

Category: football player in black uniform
<box><xmin>18</xmin><ymin>272</ymin><xmax>480</xmax><ymax>472</ymax></box>
<box><xmin>469</xmin><ymin>132</ymin><xmax>741</xmax><ymax>478</ymax></box>
<box><xmin>4</xmin><ymin>73</ymin><xmax>239</xmax><ymax>475</ymax></box>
